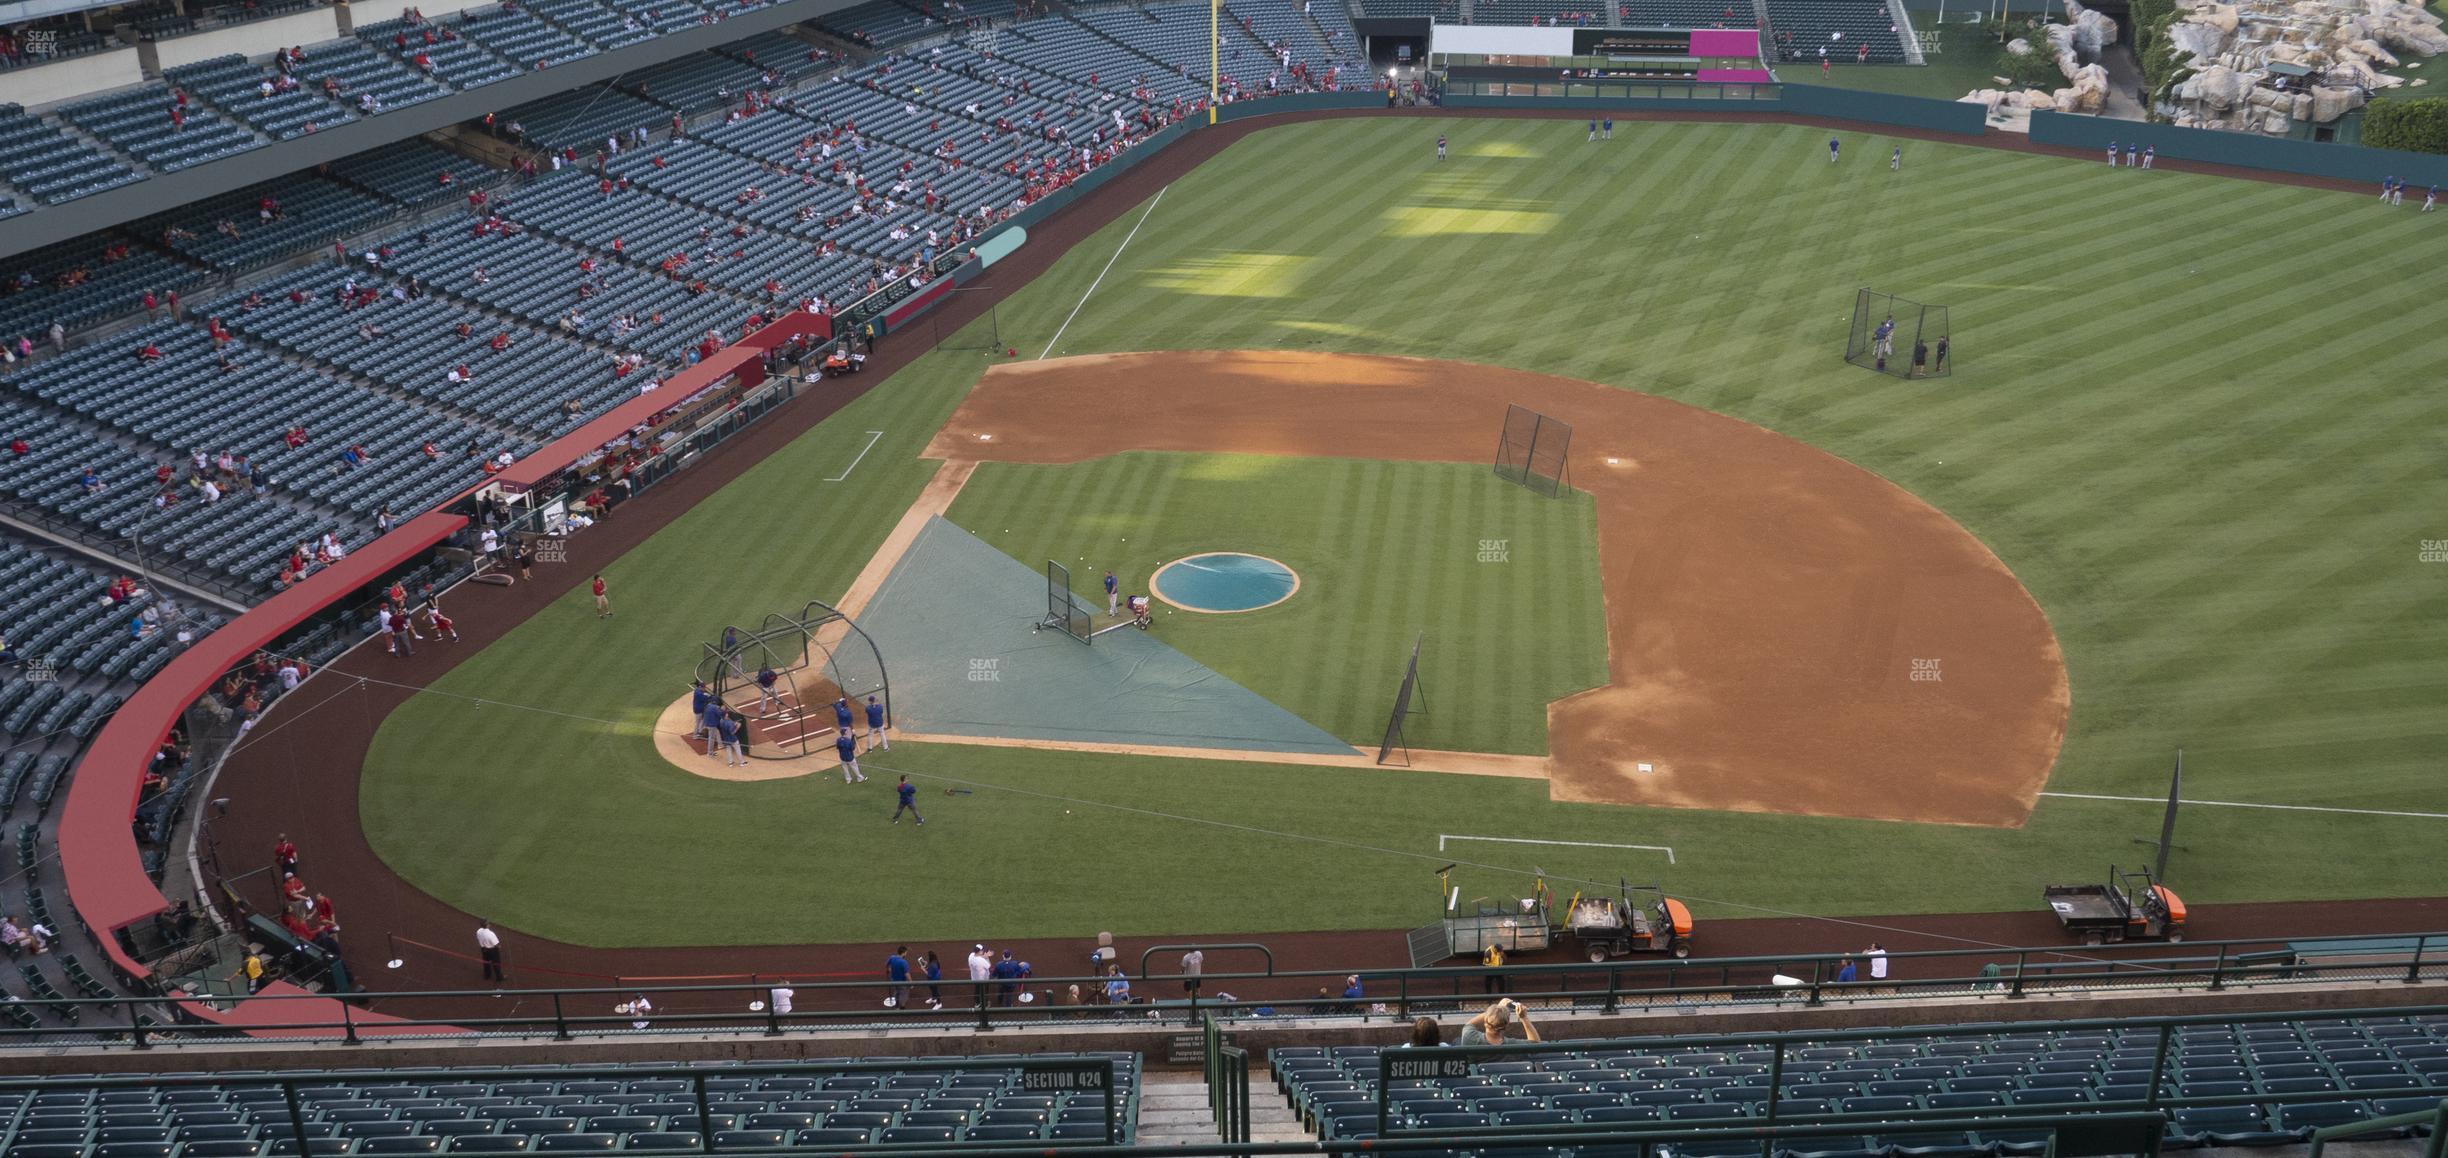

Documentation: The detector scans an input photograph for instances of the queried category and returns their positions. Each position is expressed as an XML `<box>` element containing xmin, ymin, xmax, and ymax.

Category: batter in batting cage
<box><xmin>1845</xmin><ymin>289</ymin><xmax>1952</xmax><ymax>379</ymax></box>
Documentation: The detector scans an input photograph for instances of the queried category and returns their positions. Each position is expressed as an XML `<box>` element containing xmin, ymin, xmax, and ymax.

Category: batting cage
<box><xmin>1376</xmin><ymin>633</ymin><xmax>1429</xmax><ymax>766</ymax></box>
<box><xmin>1035</xmin><ymin>560</ymin><xmax>1094</xmax><ymax>644</ymax></box>
<box><xmin>693</xmin><ymin>600</ymin><xmax>890</xmax><ymax>759</ymax></box>
<box><xmin>1845</xmin><ymin>289</ymin><xmax>1953</xmax><ymax>379</ymax></box>
<box><xmin>1494</xmin><ymin>404</ymin><xmax>1573</xmax><ymax>497</ymax></box>
<box><xmin>932</xmin><ymin>288</ymin><xmax>1003</xmax><ymax>353</ymax></box>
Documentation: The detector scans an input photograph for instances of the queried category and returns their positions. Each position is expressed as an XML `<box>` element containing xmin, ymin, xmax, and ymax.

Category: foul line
<box><xmin>1440</xmin><ymin>834</ymin><xmax>1676</xmax><ymax>865</ymax></box>
<box><xmin>1039</xmin><ymin>185</ymin><xmax>1167</xmax><ymax>360</ymax></box>
<box><xmin>2039</xmin><ymin>791</ymin><xmax>2448</xmax><ymax>821</ymax></box>
<box><xmin>823</xmin><ymin>430</ymin><xmax>885</xmax><ymax>482</ymax></box>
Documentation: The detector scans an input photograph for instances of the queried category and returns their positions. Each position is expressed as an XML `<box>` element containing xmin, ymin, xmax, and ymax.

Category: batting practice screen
<box><xmin>1845</xmin><ymin>288</ymin><xmax>1953</xmax><ymax>379</ymax></box>
<box><xmin>1046</xmin><ymin>560</ymin><xmax>1091</xmax><ymax>643</ymax></box>
<box><xmin>1494</xmin><ymin>404</ymin><xmax>1573</xmax><ymax>497</ymax></box>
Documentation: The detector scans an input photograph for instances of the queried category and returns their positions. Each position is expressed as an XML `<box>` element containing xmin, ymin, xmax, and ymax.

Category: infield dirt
<box><xmin>927</xmin><ymin>350</ymin><xmax>2070</xmax><ymax>828</ymax></box>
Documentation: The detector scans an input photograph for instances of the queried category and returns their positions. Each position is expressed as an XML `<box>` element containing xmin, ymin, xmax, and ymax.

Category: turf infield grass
<box><xmin>358</xmin><ymin>117</ymin><xmax>2448</xmax><ymax>946</ymax></box>
<box><xmin>944</xmin><ymin>454</ymin><xmax>1609</xmax><ymax>755</ymax></box>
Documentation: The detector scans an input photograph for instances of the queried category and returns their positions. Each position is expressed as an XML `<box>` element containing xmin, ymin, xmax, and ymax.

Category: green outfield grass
<box><xmin>360</xmin><ymin>116</ymin><xmax>2448</xmax><ymax>947</ymax></box>
<box><xmin>945</xmin><ymin>454</ymin><xmax>1608</xmax><ymax>754</ymax></box>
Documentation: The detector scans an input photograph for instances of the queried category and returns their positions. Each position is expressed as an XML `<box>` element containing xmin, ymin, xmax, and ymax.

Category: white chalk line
<box><xmin>1440</xmin><ymin>834</ymin><xmax>1676</xmax><ymax>865</ymax></box>
<box><xmin>2039</xmin><ymin>791</ymin><xmax>2448</xmax><ymax>821</ymax></box>
<box><xmin>1039</xmin><ymin>184</ymin><xmax>1167</xmax><ymax>360</ymax></box>
<box><xmin>823</xmin><ymin>431</ymin><xmax>885</xmax><ymax>483</ymax></box>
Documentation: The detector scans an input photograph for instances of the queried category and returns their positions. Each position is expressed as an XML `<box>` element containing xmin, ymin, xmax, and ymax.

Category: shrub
<box><xmin>2364</xmin><ymin>97</ymin><xmax>2448</xmax><ymax>154</ymax></box>
<box><xmin>1996</xmin><ymin>22</ymin><xmax>2067</xmax><ymax>89</ymax></box>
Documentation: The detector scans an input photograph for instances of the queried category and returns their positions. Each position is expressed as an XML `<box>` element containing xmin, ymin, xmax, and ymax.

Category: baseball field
<box><xmin>316</xmin><ymin>115</ymin><xmax>2445</xmax><ymax>952</ymax></box>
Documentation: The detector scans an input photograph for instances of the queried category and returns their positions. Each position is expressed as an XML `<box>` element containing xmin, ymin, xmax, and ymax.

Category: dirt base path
<box><xmin>929</xmin><ymin>351</ymin><xmax>2069</xmax><ymax>829</ymax></box>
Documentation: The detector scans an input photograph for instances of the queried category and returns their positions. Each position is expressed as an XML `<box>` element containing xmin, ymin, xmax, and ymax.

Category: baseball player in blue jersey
<box><xmin>865</xmin><ymin>694</ymin><xmax>890</xmax><ymax>751</ymax></box>
<box><xmin>892</xmin><ymin>775</ymin><xmax>924</xmax><ymax>824</ymax></box>
<box><xmin>835</xmin><ymin>726</ymin><xmax>866</xmax><ymax>783</ymax></box>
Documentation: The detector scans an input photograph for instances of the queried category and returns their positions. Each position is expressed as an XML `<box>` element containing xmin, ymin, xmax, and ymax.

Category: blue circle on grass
<box><xmin>1150</xmin><ymin>553</ymin><xmax>1300</xmax><ymax>614</ymax></box>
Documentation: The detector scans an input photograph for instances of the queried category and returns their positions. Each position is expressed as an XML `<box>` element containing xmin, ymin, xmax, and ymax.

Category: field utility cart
<box><xmin>1409</xmin><ymin>871</ymin><xmax>1695</xmax><ymax>967</ymax></box>
<box><xmin>2043</xmin><ymin>864</ymin><xmax>2187</xmax><ymax>944</ymax></box>
<box><xmin>1565</xmin><ymin>880</ymin><xmax>1695</xmax><ymax>962</ymax></box>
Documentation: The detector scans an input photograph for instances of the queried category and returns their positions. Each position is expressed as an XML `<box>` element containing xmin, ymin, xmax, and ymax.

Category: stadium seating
<box><xmin>0</xmin><ymin>105</ymin><xmax>142</xmax><ymax>205</ymax></box>
<box><xmin>1273</xmin><ymin>1015</ymin><xmax>2448</xmax><ymax>1147</ymax></box>
<box><xmin>715</xmin><ymin>30</ymin><xmax>842</xmax><ymax>81</ymax></box>
<box><xmin>1072</xmin><ymin>7</ymin><xmax>1225</xmax><ymax>96</ymax></box>
<box><xmin>1226</xmin><ymin>1</ymin><xmax>1370</xmax><ymax>82</ymax></box>
<box><xmin>0</xmin><ymin>0</ymin><xmax>1331</xmax><ymax>602</ymax></box>
<box><xmin>7</xmin><ymin>319</ymin><xmax>497</xmax><ymax>530</ymax></box>
<box><xmin>221</xmin><ymin>266</ymin><xmax>618</xmax><ymax>439</ymax></box>
<box><xmin>1766</xmin><ymin>0</ymin><xmax>1907</xmax><ymax>63</ymax></box>
<box><xmin>453</xmin><ymin>6</ymin><xmax>600</xmax><ymax>70</ymax></box>
<box><xmin>0</xmin><ymin>237</ymin><xmax>208</xmax><ymax>346</ymax></box>
<box><xmin>0</xmin><ymin>391</ymin><xmax>341</xmax><ymax>590</ymax></box>
<box><xmin>601</xmin><ymin>136</ymin><xmax>953</xmax><ymax>272</ymax></box>
<box><xmin>133</xmin><ymin>176</ymin><xmax>399</xmax><ymax>272</ymax></box>
<box><xmin>377</xmin><ymin>226</ymin><xmax>760</xmax><ymax>363</ymax></box>
<box><xmin>167</xmin><ymin>55</ymin><xmax>358</xmax><ymax>142</ymax></box>
<box><xmin>695</xmin><ymin>100</ymin><xmax>1019</xmax><ymax>228</ymax></box>
<box><xmin>356</xmin><ymin>18</ymin><xmax>524</xmax><ymax>92</ymax></box>
<box><xmin>1359</xmin><ymin>0</ymin><xmax>1462</xmax><ymax>21</ymax></box>
<box><xmin>494</xmin><ymin>87</ymin><xmax>668</xmax><ymax>152</ymax></box>
<box><xmin>820</xmin><ymin>0</ymin><xmax>946</xmax><ymax>49</ymax></box>
<box><xmin>977</xmin><ymin>14</ymin><xmax>1203</xmax><ymax>102</ymax></box>
<box><xmin>0</xmin><ymin>1057</ymin><xmax>1147</xmax><ymax>1149</ymax></box>
<box><xmin>624</xmin><ymin>52</ymin><xmax>767</xmax><ymax>114</ymax></box>
<box><xmin>297</xmin><ymin>40</ymin><xmax>456</xmax><ymax>114</ymax></box>
<box><xmin>527</xmin><ymin>0</ymin><xmax>659</xmax><ymax>52</ymax></box>
<box><xmin>493</xmin><ymin>168</ymin><xmax>870</xmax><ymax>304</ymax></box>
<box><xmin>57</xmin><ymin>83</ymin><xmax>265</xmax><ymax>174</ymax></box>
<box><xmin>326</xmin><ymin>139</ymin><xmax>504</xmax><ymax>207</ymax></box>
<box><xmin>0</xmin><ymin>540</ymin><xmax>198</xmax><ymax>692</ymax></box>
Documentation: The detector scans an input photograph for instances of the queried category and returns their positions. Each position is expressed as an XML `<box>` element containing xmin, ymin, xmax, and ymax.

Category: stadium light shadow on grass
<box><xmin>1142</xmin><ymin>253</ymin><xmax>1313</xmax><ymax>298</ymax></box>
<box><xmin>1384</xmin><ymin>206</ymin><xmax>1560</xmax><ymax>236</ymax></box>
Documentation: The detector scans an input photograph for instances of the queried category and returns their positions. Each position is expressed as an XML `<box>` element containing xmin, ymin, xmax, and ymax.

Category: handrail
<box><xmin>0</xmin><ymin>963</ymin><xmax>2441</xmax><ymax>1051</ymax></box>
<box><xmin>2307</xmin><ymin>1100</ymin><xmax>2448</xmax><ymax>1158</ymax></box>
<box><xmin>1140</xmin><ymin>941</ymin><xmax>1276</xmax><ymax>980</ymax></box>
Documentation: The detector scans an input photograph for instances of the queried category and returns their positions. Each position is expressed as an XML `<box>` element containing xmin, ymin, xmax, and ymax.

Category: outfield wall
<box><xmin>1443</xmin><ymin>82</ymin><xmax>1987</xmax><ymax>136</ymax></box>
<box><xmin>2029</xmin><ymin>110</ymin><xmax>2448</xmax><ymax>186</ymax></box>
<box><xmin>1780</xmin><ymin>82</ymin><xmax>1988</xmax><ymax>136</ymax></box>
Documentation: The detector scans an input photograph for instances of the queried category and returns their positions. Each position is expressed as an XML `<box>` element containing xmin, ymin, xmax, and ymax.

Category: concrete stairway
<box><xmin>1136</xmin><ymin>1069</ymin><xmax>1313</xmax><ymax>1146</ymax></box>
